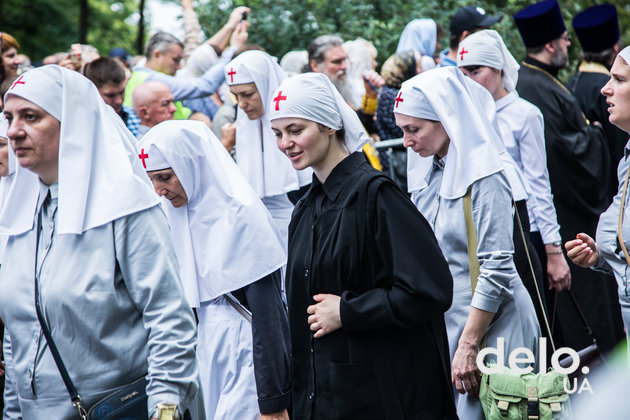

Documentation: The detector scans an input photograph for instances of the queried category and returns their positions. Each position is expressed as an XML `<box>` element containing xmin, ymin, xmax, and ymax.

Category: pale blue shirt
<box><xmin>496</xmin><ymin>91</ymin><xmax>562</xmax><ymax>244</ymax></box>
<box><xmin>1</xmin><ymin>182</ymin><xmax>202</xmax><ymax>418</ymax></box>
<box><xmin>411</xmin><ymin>157</ymin><xmax>516</xmax><ymax>313</ymax></box>
<box><xmin>596</xmin><ymin>142</ymin><xmax>630</xmax><ymax>297</ymax></box>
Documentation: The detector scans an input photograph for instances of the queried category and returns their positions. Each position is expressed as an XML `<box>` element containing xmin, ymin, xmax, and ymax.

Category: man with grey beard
<box><xmin>303</xmin><ymin>35</ymin><xmax>356</xmax><ymax>104</ymax></box>
<box><xmin>514</xmin><ymin>0</ymin><xmax>620</xmax><ymax>357</ymax></box>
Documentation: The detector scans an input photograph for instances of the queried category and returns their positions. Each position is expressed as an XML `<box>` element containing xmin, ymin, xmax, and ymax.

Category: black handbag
<box><xmin>33</xmin><ymin>196</ymin><xmax>148</xmax><ymax>420</ymax></box>
<box><xmin>552</xmin><ymin>290</ymin><xmax>605</xmax><ymax>380</ymax></box>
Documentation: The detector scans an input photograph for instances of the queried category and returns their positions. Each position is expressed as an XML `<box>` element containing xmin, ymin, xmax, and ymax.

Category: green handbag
<box><xmin>479</xmin><ymin>365</ymin><xmax>571</xmax><ymax>420</ymax></box>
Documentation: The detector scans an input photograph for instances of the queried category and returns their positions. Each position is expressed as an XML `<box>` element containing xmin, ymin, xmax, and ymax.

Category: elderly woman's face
<box><xmin>0</xmin><ymin>136</ymin><xmax>8</xmax><ymax>177</ymax></box>
<box><xmin>230</xmin><ymin>83</ymin><xmax>264</xmax><ymax>121</ymax></box>
<box><xmin>602</xmin><ymin>56</ymin><xmax>630</xmax><ymax>133</ymax></box>
<box><xmin>146</xmin><ymin>168</ymin><xmax>188</xmax><ymax>208</ymax></box>
<box><xmin>4</xmin><ymin>95</ymin><xmax>60</xmax><ymax>185</ymax></box>
<box><xmin>396</xmin><ymin>113</ymin><xmax>450</xmax><ymax>158</ymax></box>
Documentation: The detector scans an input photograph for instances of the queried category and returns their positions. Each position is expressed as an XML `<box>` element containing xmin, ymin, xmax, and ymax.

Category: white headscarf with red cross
<box><xmin>268</xmin><ymin>72</ymin><xmax>369</xmax><ymax>152</ymax></box>
<box><xmin>457</xmin><ymin>29</ymin><xmax>520</xmax><ymax>93</ymax></box>
<box><xmin>225</xmin><ymin>50</ymin><xmax>311</xmax><ymax>197</ymax></box>
<box><xmin>138</xmin><ymin>120</ymin><xmax>286</xmax><ymax>306</ymax></box>
<box><xmin>395</xmin><ymin>67</ymin><xmax>527</xmax><ymax>200</ymax></box>
<box><xmin>0</xmin><ymin>65</ymin><xmax>158</xmax><ymax>235</ymax></box>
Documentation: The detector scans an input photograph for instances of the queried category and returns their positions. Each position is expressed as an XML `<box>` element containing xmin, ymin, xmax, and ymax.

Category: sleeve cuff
<box><xmin>471</xmin><ymin>292</ymin><xmax>501</xmax><ymax>314</ymax></box>
<box><xmin>258</xmin><ymin>390</ymin><xmax>291</xmax><ymax>414</ymax></box>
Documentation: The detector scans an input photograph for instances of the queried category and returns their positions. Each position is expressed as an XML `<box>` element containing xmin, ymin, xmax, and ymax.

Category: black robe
<box><xmin>286</xmin><ymin>152</ymin><xmax>457</xmax><ymax>420</ymax></box>
<box><xmin>567</xmin><ymin>62</ymin><xmax>629</xmax><ymax>202</ymax></box>
<box><xmin>516</xmin><ymin>57</ymin><xmax>624</xmax><ymax>353</ymax></box>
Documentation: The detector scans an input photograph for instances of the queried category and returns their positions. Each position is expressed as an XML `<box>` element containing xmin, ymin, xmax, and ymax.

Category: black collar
<box><xmin>311</xmin><ymin>152</ymin><xmax>365</xmax><ymax>202</ymax></box>
<box><xmin>525</xmin><ymin>56</ymin><xmax>560</xmax><ymax>79</ymax></box>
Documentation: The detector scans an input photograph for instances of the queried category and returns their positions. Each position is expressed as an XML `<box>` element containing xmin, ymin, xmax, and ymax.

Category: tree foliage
<box><xmin>1</xmin><ymin>0</ymin><xmax>139</xmax><ymax>62</ymax></box>
<box><xmin>196</xmin><ymin>0</ymin><xmax>630</xmax><ymax>82</ymax></box>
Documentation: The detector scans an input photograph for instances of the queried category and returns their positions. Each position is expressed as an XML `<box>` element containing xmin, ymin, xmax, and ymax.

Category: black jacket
<box><xmin>286</xmin><ymin>153</ymin><xmax>457</xmax><ymax>420</ymax></box>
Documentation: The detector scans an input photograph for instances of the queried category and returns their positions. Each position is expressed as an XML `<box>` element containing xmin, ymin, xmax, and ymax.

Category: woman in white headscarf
<box><xmin>224</xmin><ymin>50</ymin><xmax>311</xmax><ymax>245</ymax></box>
<box><xmin>396</xmin><ymin>18</ymin><xmax>443</xmax><ymax>57</ymax></box>
<box><xmin>138</xmin><ymin>120</ymin><xmax>291</xmax><ymax>420</ymax></box>
<box><xmin>457</xmin><ymin>29</ymin><xmax>571</xmax><ymax>293</ymax></box>
<box><xmin>566</xmin><ymin>46</ymin><xmax>630</xmax><ymax>344</ymax></box>
<box><xmin>270</xmin><ymin>72</ymin><xmax>457</xmax><ymax>420</ymax></box>
<box><xmin>0</xmin><ymin>65</ymin><xmax>203</xmax><ymax>420</ymax></box>
<box><xmin>395</xmin><ymin>66</ymin><xmax>540</xmax><ymax>420</ymax></box>
<box><xmin>457</xmin><ymin>29</ymin><xmax>571</xmax><ymax>356</ymax></box>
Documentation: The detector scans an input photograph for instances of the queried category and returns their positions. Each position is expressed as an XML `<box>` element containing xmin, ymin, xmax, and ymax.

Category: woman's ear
<box><xmin>328</xmin><ymin>127</ymin><xmax>336</xmax><ymax>137</ymax></box>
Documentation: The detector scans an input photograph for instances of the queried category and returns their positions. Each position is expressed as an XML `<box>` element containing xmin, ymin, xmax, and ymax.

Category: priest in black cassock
<box><xmin>514</xmin><ymin>0</ymin><xmax>624</xmax><ymax>354</ymax></box>
<box><xmin>568</xmin><ymin>4</ymin><xmax>627</xmax><ymax>203</ymax></box>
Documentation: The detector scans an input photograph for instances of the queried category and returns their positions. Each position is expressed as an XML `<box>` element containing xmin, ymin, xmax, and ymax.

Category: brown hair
<box><xmin>1</xmin><ymin>33</ymin><xmax>19</xmax><ymax>53</ymax></box>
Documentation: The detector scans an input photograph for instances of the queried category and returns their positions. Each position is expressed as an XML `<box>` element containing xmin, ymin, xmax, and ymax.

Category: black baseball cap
<box><xmin>450</xmin><ymin>6</ymin><xmax>502</xmax><ymax>34</ymax></box>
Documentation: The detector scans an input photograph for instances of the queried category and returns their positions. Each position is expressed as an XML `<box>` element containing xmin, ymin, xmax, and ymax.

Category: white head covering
<box><xmin>280</xmin><ymin>50</ymin><xmax>308</xmax><ymax>76</ymax></box>
<box><xmin>619</xmin><ymin>46</ymin><xmax>630</xmax><ymax>65</ymax></box>
<box><xmin>0</xmin><ymin>65</ymin><xmax>159</xmax><ymax>235</ymax></box>
<box><xmin>138</xmin><ymin>121</ymin><xmax>286</xmax><ymax>307</ymax></box>
<box><xmin>268</xmin><ymin>72</ymin><xmax>370</xmax><ymax>152</ymax></box>
<box><xmin>396</xmin><ymin>19</ymin><xmax>438</xmax><ymax>56</ymax></box>
<box><xmin>457</xmin><ymin>29</ymin><xmax>521</xmax><ymax>92</ymax></box>
<box><xmin>0</xmin><ymin>116</ymin><xmax>12</xmax><ymax>261</ymax></box>
<box><xmin>395</xmin><ymin>67</ymin><xmax>527</xmax><ymax>200</ymax></box>
<box><xmin>224</xmin><ymin>50</ymin><xmax>311</xmax><ymax>197</ymax></box>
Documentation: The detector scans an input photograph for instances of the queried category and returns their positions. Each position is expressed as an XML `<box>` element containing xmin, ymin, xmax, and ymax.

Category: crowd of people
<box><xmin>0</xmin><ymin>0</ymin><xmax>629</xmax><ymax>419</ymax></box>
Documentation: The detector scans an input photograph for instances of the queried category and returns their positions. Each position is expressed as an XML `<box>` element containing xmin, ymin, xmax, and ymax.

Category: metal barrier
<box><xmin>372</xmin><ymin>139</ymin><xmax>404</xmax><ymax>182</ymax></box>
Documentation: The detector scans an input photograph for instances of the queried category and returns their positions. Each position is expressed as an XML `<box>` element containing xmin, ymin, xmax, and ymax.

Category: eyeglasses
<box><xmin>560</xmin><ymin>33</ymin><xmax>572</xmax><ymax>42</ymax></box>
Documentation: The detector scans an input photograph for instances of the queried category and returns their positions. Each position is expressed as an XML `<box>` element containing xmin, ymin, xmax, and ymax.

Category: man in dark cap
<box><xmin>568</xmin><ymin>4</ymin><xmax>626</xmax><ymax>203</ymax></box>
<box><xmin>438</xmin><ymin>5</ymin><xmax>501</xmax><ymax>66</ymax></box>
<box><xmin>515</xmin><ymin>0</ymin><xmax>624</xmax><ymax>355</ymax></box>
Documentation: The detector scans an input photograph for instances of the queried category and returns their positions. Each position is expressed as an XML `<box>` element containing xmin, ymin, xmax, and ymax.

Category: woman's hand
<box><xmin>565</xmin><ymin>233</ymin><xmax>599</xmax><ymax>268</ymax></box>
<box><xmin>221</xmin><ymin>122</ymin><xmax>236</xmax><ymax>152</ymax></box>
<box><xmin>261</xmin><ymin>409</ymin><xmax>290</xmax><ymax>420</ymax></box>
<box><xmin>451</xmin><ymin>340</ymin><xmax>482</xmax><ymax>397</ymax></box>
<box><xmin>307</xmin><ymin>294</ymin><xmax>342</xmax><ymax>338</ymax></box>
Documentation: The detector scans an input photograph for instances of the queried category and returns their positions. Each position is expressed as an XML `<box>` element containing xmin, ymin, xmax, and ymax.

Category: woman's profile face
<box><xmin>4</xmin><ymin>95</ymin><xmax>60</xmax><ymax>184</ymax></box>
<box><xmin>0</xmin><ymin>136</ymin><xmax>9</xmax><ymax>177</ymax></box>
<box><xmin>230</xmin><ymin>82</ymin><xmax>264</xmax><ymax>120</ymax></box>
<box><xmin>146</xmin><ymin>168</ymin><xmax>188</xmax><ymax>208</ymax></box>
<box><xmin>272</xmin><ymin>117</ymin><xmax>332</xmax><ymax>172</ymax></box>
<box><xmin>460</xmin><ymin>65</ymin><xmax>502</xmax><ymax>99</ymax></box>
<box><xmin>602</xmin><ymin>56</ymin><xmax>630</xmax><ymax>133</ymax></box>
<box><xmin>2</xmin><ymin>47</ymin><xmax>19</xmax><ymax>78</ymax></box>
<box><xmin>395</xmin><ymin>113</ymin><xmax>449</xmax><ymax>158</ymax></box>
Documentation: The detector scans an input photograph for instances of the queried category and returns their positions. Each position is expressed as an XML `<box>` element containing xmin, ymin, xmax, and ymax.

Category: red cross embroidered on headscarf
<box><xmin>273</xmin><ymin>91</ymin><xmax>287</xmax><ymax>111</ymax></box>
<box><xmin>228</xmin><ymin>68</ymin><xmax>236</xmax><ymax>83</ymax></box>
<box><xmin>10</xmin><ymin>75</ymin><xmax>25</xmax><ymax>90</ymax></box>
<box><xmin>138</xmin><ymin>149</ymin><xmax>149</xmax><ymax>169</ymax></box>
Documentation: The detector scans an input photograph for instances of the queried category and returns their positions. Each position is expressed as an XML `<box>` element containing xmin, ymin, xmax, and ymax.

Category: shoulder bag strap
<box><xmin>463</xmin><ymin>186</ymin><xmax>479</xmax><ymax>294</ymax></box>
<box><xmin>33</xmin><ymin>195</ymin><xmax>88</xmax><ymax>419</ymax></box>
<box><xmin>463</xmin><ymin>186</ymin><xmax>489</xmax><ymax>351</ymax></box>
<box><xmin>513</xmin><ymin>201</ymin><xmax>557</xmax><ymax>353</ymax></box>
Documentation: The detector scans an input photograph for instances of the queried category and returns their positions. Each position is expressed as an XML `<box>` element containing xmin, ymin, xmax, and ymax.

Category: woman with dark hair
<box><xmin>270</xmin><ymin>72</ymin><xmax>457</xmax><ymax>420</ymax></box>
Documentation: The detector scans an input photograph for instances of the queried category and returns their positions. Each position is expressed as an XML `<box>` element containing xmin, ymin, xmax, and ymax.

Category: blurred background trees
<box><xmin>1</xmin><ymin>0</ymin><xmax>628</xmax><ymax>82</ymax></box>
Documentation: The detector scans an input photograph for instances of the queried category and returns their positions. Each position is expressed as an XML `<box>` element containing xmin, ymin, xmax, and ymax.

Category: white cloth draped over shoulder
<box><xmin>457</xmin><ymin>29</ymin><xmax>521</xmax><ymax>92</ymax></box>
<box><xmin>0</xmin><ymin>65</ymin><xmax>159</xmax><ymax>235</ymax></box>
<box><xmin>269</xmin><ymin>72</ymin><xmax>370</xmax><ymax>153</ymax></box>
<box><xmin>224</xmin><ymin>50</ymin><xmax>311</xmax><ymax>198</ymax></box>
<box><xmin>138</xmin><ymin>120</ymin><xmax>287</xmax><ymax>308</ymax></box>
<box><xmin>396</xmin><ymin>67</ymin><xmax>527</xmax><ymax>201</ymax></box>
<box><xmin>396</xmin><ymin>19</ymin><xmax>438</xmax><ymax>56</ymax></box>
